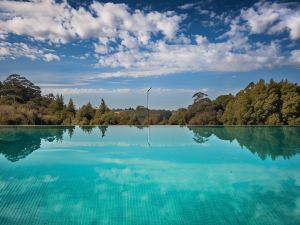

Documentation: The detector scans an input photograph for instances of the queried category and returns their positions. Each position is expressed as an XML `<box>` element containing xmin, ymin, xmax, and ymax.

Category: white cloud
<box><xmin>0</xmin><ymin>0</ymin><xmax>183</xmax><ymax>63</ymax></box>
<box><xmin>92</xmin><ymin>38</ymin><xmax>284</xmax><ymax>78</ymax></box>
<box><xmin>289</xmin><ymin>50</ymin><xmax>300</xmax><ymax>65</ymax></box>
<box><xmin>195</xmin><ymin>35</ymin><xmax>208</xmax><ymax>44</ymax></box>
<box><xmin>94</xmin><ymin>43</ymin><xmax>111</xmax><ymax>54</ymax></box>
<box><xmin>0</xmin><ymin>0</ymin><xmax>74</xmax><ymax>43</ymax></box>
<box><xmin>37</xmin><ymin>82</ymin><xmax>88</xmax><ymax>87</ymax></box>
<box><xmin>88</xmin><ymin>1</ymin><xmax>300</xmax><ymax>78</ymax></box>
<box><xmin>42</xmin><ymin>87</ymin><xmax>198</xmax><ymax>95</ymax></box>
<box><xmin>231</xmin><ymin>2</ymin><xmax>300</xmax><ymax>40</ymax></box>
<box><xmin>178</xmin><ymin>3</ymin><xmax>195</xmax><ymax>10</ymax></box>
<box><xmin>71</xmin><ymin>53</ymin><xmax>90</xmax><ymax>60</ymax></box>
<box><xmin>86</xmin><ymin>68</ymin><xmax>184</xmax><ymax>79</ymax></box>
<box><xmin>0</xmin><ymin>0</ymin><xmax>299</xmax><ymax>76</ymax></box>
<box><xmin>44</xmin><ymin>53</ymin><xmax>60</xmax><ymax>62</ymax></box>
<box><xmin>0</xmin><ymin>41</ymin><xmax>60</xmax><ymax>61</ymax></box>
<box><xmin>0</xmin><ymin>0</ymin><xmax>183</xmax><ymax>44</ymax></box>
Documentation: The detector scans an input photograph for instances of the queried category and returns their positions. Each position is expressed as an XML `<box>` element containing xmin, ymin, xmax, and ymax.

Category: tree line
<box><xmin>0</xmin><ymin>74</ymin><xmax>299</xmax><ymax>125</ymax></box>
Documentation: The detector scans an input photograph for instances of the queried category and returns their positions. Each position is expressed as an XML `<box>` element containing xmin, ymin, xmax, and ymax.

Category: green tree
<box><xmin>188</xmin><ymin>111</ymin><xmax>218</xmax><ymax>125</ymax></box>
<box><xmin>129</xmin><ymin>115</ymin><xmax>140</xmax><ymax>125</ymax></box>
<box><xmin>100</xmin><ymin>112</ymin><xmax>120</xmax><ymax>125</ymax></box>
<box><xmin>168</xmin><ymin>108</ymin><xmax>188</xmax><ymax>125</ymax></box>
<box><xmin>213</xmin><ymin>94</ymin><xmax>234</xmax><ymax>122</ymax></box>
<box><xmin>48</xmin><ymin>94</ymin><xmax>64</xmax><ymax>112</ymax></box>
<box><xmin>91</xmin><ymin>99</ymin><xmax>110</xmax><ymax>124</ymax></box>
<box><xmin>0</xmin><ymin>74</ymin><xmax>299</xmax><ymax>126</ymax></box>
<box><xmin>99</xmin><ymin>99</ymin><xmax>109</xmax><ymax>114</ymax></box>
<box><xmin>192</xmin><ymin>91</ymin><xmax>208</xmax><ymax>103</ymax></box>
<box><xmin>75</xmin><ymin>102</ymin><xmax>95</xmax><ymax>124</ymax></box>
<box><xmin>0</xmin><ymin>74</ymin><xmax>41</xmax><ymax>103</ymax></box>
<box><xmin>185</xmin><ymin>92</ymin><xmax>220</xmax><ymax>125</ymax></box>
<box><xmin>221</xmin><ymin>79</ymin><xmax>300</xmax><ymax>125</ymax></box>
<box><xmin>280</xmin><ymin>81</ymin><xmax>300</xmax><ymax>125</ymax></box>
<box><xmin>67</xmin><ymin>98</ymin><xmax>76</xmax><ymax>115</ymax></box>
<box><xmin>213</xmin><ymin>94</ymin><xmax>234</xmax><ymax>112</ymax></box>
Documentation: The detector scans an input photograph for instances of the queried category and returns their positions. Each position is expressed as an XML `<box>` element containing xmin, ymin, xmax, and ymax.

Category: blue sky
<box><xmin>0</xmin><ymin>0</ymin><xmax>299</xmax><ymax>109</ymax></box>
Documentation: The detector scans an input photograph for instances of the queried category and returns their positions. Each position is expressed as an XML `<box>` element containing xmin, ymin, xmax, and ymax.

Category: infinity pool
<box><xmin>0</xmin><ymin>126</ymin><xmax>299</xmax><ymax>225</ymax></box>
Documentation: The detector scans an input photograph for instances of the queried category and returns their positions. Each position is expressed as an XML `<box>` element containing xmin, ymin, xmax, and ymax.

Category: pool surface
<box><xmin>0</xmin><ymin>126</ymin><xmax>299</xmax><ymax>225</ymax></box>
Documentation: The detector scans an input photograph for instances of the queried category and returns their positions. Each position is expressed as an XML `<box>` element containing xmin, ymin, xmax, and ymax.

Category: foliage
<box><xmin>67</xmin><ymin>98</ymin><xmax>76</xmax><ymax>115</ymax></box>
<box><xmin>0</xmin><ymin>75</ymin><xmax>299</xmax><ymax>125</ymax></box>
<box><xmin>192</xmin><ymin>91</ymin><xmax>208</xmax><ymax>103</ymax></box>
<box><xmin>168</xmin><ymin>108</ymin><xmax>188</xmax><ymax>125</ymax></box>
<box><xmin>74</xmin><ymin>102</ymin><xmax>95</xmax><ymax>125</ymax></box>
<box><xmin>221</xmin><ymin>79</ymin><xmax>300</xmax><ymax>125</ymax></box>
<box><xmin>0</xmin><ymin>74</ymin><xmax>41</xmax><ymax>103</ymax></box>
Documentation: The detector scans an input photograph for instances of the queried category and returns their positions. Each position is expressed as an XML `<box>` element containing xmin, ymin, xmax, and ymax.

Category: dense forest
<box><xmin>0</xmin><ymin>74</ymin><xmax>299</xmax><ymax>125</ymax></box>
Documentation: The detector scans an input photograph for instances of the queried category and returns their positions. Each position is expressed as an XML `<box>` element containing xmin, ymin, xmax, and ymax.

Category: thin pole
<box><xmin>147</xmin><ymin>87</ymin><xmax>151</xmax><ymax>125</ymax></box>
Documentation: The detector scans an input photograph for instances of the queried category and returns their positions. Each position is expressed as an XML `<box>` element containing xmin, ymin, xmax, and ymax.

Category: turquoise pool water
<box><xmin>0</xmin><ymin>126</ymin><xmax>299</xmax><ymax>225</ymax></box>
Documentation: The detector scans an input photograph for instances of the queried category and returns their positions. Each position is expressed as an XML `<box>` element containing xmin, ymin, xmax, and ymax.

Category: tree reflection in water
<box><xmin>99</xmin><ymin>126</ymin><xmax>108</xmax><ymax>138</ymax></box>
<box><xmin>79</xmin><ymin>126</ymin><xmax>94</xmax><ymax>134</ymax></box>
<box><xmin>0</xmin><ymin>126</ymin><xmax>299</xmax><ymax>162</ymax></box>
<box><xmin>79</xmin><ymin>126</ymin><xmax>108</xmax><ymax>137</ymax></box>
<box><xmin>188</xmin><ymin>126</ymin><xmax>300</xmax><ymax>160</ymax></box>
<box><xmin>0</xmin><ymin>126</ymin><xmax>74</xmax><ymax>162</ymax></box>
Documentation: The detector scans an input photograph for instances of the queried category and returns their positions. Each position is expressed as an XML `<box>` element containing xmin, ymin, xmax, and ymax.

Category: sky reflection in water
<box><xmin>0</xmin><ymin>126</ymin><xmax>299</xmax><ymax>225</ymax></box>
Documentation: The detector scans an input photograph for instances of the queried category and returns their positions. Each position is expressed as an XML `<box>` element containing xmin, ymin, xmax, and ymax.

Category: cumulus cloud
<box><xmin>0</xmin><ymin>0</ymin><xmax>73</xmax><ymax>43</ymax></box>
<box><xmin>44</xmin><ymin>53</ymin><xmax>60</xmax><ymax>62</ymax></box>
<box><xmin>289</xmin><ymin>50</ymin><xmax>300</xmax><ymax>65</ymax></box>
<box><xmin>92</xmin><ymin>38</ymin><xmax>284</xmax><ymax>78</ymax></box>
<box><xmin>90</xmin><ymin>1</ymin><xmax>299</xmax><ymax>78</ymax></box>
<box><xmin>0</xmin><ymin>0</ymin><xmax>184</xmax><ymax>64</ymax></box>
<box><xmin>0</xmin><ymin>0</ymin><xmax>299</xmax><ymax>76</ymax></box>
<box><xmin>71</xmin><ymin>53</ymin><xmax>90</xmax><ymax>60</ymax></box>
<box><xmin>0</xmin><ymin>0</ymin><xmax>183</xmax><ymax>43</ymax></box>
<box><xmin>228</xmin><ymin>1</ymin><xmax>300</xmax><ymax>40</ymax></box>
<box><xmin>0</xmin><ymin>41</ymin><xmax>60</xmax><ymax>61</ymax></box>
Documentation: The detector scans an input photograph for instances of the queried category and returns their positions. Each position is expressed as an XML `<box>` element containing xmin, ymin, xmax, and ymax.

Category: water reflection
<box><xmin>0</xmin><ymin>126</ymin><xmax>299</xmax><ymax>162</ymax></box>
<box><xmin>99</xmin><ymin>126</ymin><xmax>108</xmax><ymax>138</ymax></box>
<box><xmin>147</xmin><ymin>126</ymin><xmax>151</xmax><ymax>147</ymax></box>
<box><xmin>0</xmin><ymin>126</ymin><xmax>74</xmax><ymax>162</ymax></box>
<box><xmin>79</xmin><ymin>126</ymin><xmax>108</xmax><ymax>137</ymax></box>
<box><xmin>67</xmin><ymin>126</ymin><xmax>75</xmax><ymax>138</ymax></box>
<box><xmin>188</xmin><ymin>126</ymin><xmax>300</xmax><ymax>160</ymax></box>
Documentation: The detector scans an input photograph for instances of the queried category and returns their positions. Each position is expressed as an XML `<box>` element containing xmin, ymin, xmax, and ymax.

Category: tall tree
<box><xmin>75</xmin><ymin>102</ymin><xmax>95</xmax><ymax>124</ymax></box>
<box><xmin>99</xmin><ymin>99</ymin><xmax>109</xmax><ymax>114</ymax></box>
<box><xmin>67</xmin><ymin>98</ymin><xmax>76</xmax><ymax>115</ymax></box>
<box><xmin>192</xmin><ymin>91</ymin><xmax>208</xmax><ymax>103</ymax></box>
<box><xmin>57</xmin><ymin>94</ymin><xmax>64</xmax><ymax>110</ymax></box>
<box><xmin>0</xmin><ymin>74</ymin><xmax>41</xmax><ymax>102</ymax></box>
